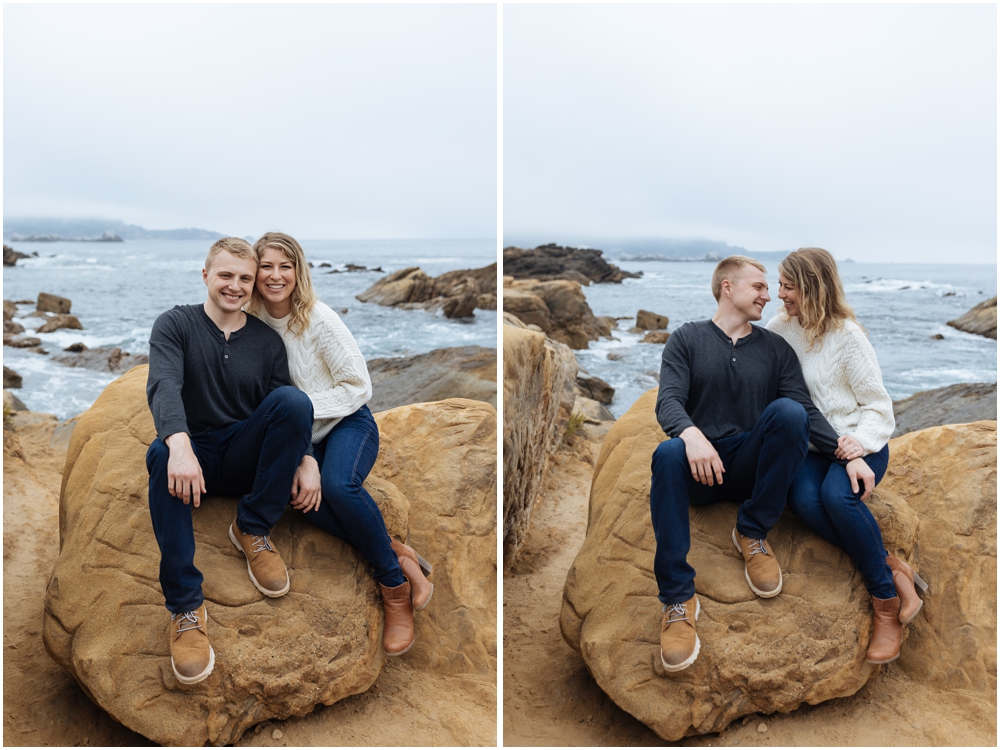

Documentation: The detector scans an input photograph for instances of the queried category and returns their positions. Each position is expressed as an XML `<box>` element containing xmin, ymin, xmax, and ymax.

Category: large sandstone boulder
<box><xmin>892</xmin><ymin>382</ymin><xmax>997</xmax><ymax>437</ymax></box>
<box><xmin>356</xmin><ymin>264</ymin><xmax>496</xmax><ymax>319</ymax></box>
<box><xmin>42</xmin><ymin>366</ymin><xmax>496</xmax><ymax>745</ymax></box>
<box><xmin>367</xmin><ymin>345</ymin><xmax>497</xmax><ymax>413</ymax></box>
<box><xmin>502</xmin><ymin>244</ymin><xmax>642</xmax><ymax>284</ymax></box>
<box><xmin>947</xmin><ymin>296</ymin><xmax>997</xmax><ymax>339</ymax></box>
<box><xmin>502</xmin><ymin>278</ymin><xmax>611</xmax><ymax>349</ymax></box>
<box><xmin>561</xmin><ymin>389</ymin><xmax>934</xmax><ymax>741</ymax></box>
<box><xmin>36</xmin><ymin>314</ymin><xmax>83</xmax><ymax>333</ymax></box>
<box><xmin>37</xmin><ymin>292</ymin><xmax>72</xmax><ymax>315</ymax></box>
<box><xmin>635</xmin><ymin>310</ymin><xmax>669</xmax><ymax>330</ymax></box>
<box><xmin>503</xmin><ymin>324</ymin><xmax>574</xmax><ymax>568</ymax></box>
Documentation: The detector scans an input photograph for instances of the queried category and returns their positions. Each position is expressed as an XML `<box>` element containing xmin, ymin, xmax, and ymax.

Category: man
<box><xmin>651</xmin><ymin>255</ymin><xmax>844</xmax><ymax>673</ymax></box>
<box><xmin>146</xmin><ymin>237</ymin><xmax>313</xmax><ymax>684</ymax></box>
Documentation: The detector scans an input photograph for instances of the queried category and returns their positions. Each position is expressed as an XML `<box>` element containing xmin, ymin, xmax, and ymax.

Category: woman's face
<box><xmin>256</xmin><ymin>247</ymin><xmax>297</xmax><ymax>311</ymax></box>
<box><xmin>777</xmin><ymin>273</ymin><xmax>801</xmax><ymax>317</ymax></box>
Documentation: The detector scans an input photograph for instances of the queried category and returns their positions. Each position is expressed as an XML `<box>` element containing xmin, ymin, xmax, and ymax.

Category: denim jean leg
<box><xmin>220</xmin><ymin>386</ymin><xmax>314</xmax><ymax>535</ymax></box>
<box><xmin>819</xmin><ymin>445</ymin><xmax>895</xmax><ymax>598</ymax></box>
<box><xmin>786</xmin><ymin>452</ymin><xmax>846</xmax><ymax>549</ymax></box>
<box><xmin>146</xmin><ymin>438</ymin><xmax>205</xmax><ymax>614</ymax></box>
<box><xmin>650</xmin><ymin>438</ymin><xmax>723</xmax><ymax>604</ymax></box>
<box><xmin>727</xmin><ymin>398</ymin><xmax>809</xmax><ymax>538</ymax></box>
<box><xmin>305</xmin><ymin>406</ymin><xmax>405</xmax><ymax>587</ymax></box>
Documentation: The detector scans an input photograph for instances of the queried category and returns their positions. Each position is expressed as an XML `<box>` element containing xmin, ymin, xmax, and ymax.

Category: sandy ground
<box><xmin>502</xmin><ymin>426</ymin><xmax>997</xmax><ymax>747</ymax></box>
<box><xmin>3</xmin><ymin>415</ymin><xmax>495</xmax><ymax>747</ymax></box>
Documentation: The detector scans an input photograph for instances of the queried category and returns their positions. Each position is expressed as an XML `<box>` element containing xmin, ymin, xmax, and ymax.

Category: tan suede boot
<box><xmin>229</xmin><ymin>519</ymin><xmax>290</xmax><ymax>597</ymax></box>
<box><xmin>867</xmin><ymin>595</ymin><xmax>902</xmax><ymax>664</ymax></box>
<box><xmin>660</xmin><ymin>595</ymin><xmax>700</xmax><ymax>672</ymax></box>
<box><xmin>886</xmin><ymin>551</ymin><xmax>925</xmax><ymax>625</ymax></box>
<box><xmin>169</xmin><ymin>604</ymin><xmax>215</xmax><ymax>684</ymax></box>
<box><xmin>732</xmin><ymin>528</ymin><xmax>782</xmax><ymax>598</ymax></box>
<box><xmin>380</xmin><ymin>581</ymin><xmax>415</xmax><ymax>656</ymax></box>
<box><xmin>390</xmin><ymin>539</ymin><xmax>433</xmax><ymax>611</ymax></box>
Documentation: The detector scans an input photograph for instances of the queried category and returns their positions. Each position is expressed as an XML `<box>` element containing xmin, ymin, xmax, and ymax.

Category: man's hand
<box><xmin>845</xmin><ymin>457</ymin><xmax>876</xmax><ymax>501</ymax></box>
<box><xmin>290</xmin><ymin>455</ymin><xmax>322</xmax><ymax>513</ymax></box>
<box><xmin>165</xmin><ymin>432</ymin><xmax>206</xmax><ymax>507</ymax></box>
<box><xmin>836</xmin><ymin>434</ymin><xmax>864</xmax><ymax>461</ymax></box>
<box><xmin>678</xmin><ymin>426</ymin><xmax>725</xmax><ymax>486</ymax></box>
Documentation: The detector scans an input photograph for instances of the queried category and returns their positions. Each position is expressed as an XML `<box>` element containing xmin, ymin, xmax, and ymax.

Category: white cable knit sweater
<box><xmin>258</xmin><ymin>301</ymin><xmax>373</xmax><ymax>444</ymax></box>
<box><xmin>765</xmin><ymin>314</ymin><xmax>895</xmax><ymax>455</ymax></box>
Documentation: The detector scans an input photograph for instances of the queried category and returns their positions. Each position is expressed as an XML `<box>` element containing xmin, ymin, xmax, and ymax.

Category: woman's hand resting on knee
<box><xmin>291</xmin><ymin>455</ymin><xmax>322</xmax><ymax>513</ymax></box>
<box><xmin>845</xmin><ymin>458</ymin><xmax>876</xmax><ymax>501</ymax></box>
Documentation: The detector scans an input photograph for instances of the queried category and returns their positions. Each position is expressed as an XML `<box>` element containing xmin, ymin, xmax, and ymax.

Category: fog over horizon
<box><xmin>505</xmin><ymin>5</ymin><xmax>997</xmax><ymax>265</ymax></box>
<box><xmin>4</xmin><ymin>4</ymin><xmax>497</xmax><ymax>242</ymax></box>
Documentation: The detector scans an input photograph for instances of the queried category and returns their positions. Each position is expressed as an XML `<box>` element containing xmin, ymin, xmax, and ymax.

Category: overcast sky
<box><xmin>505</xmin><ymin>4</ymin><xmax>997</xmax><ymax>263</ymax></box>
<box><xmin>4</xmin><ymin>4</ymin><xmax>496</xmax><ymax>240</ymax></box>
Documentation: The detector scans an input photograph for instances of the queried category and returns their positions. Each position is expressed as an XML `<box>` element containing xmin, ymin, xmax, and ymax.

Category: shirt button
<box><xmin>225</xmin><ymin>355</ymin><xmax>229</xmax><ymax>359</ymax></box>
<box><xmin>732</xmin><ymin>357</ymin><xmax>736</xmax><ymax>361</ymax></box>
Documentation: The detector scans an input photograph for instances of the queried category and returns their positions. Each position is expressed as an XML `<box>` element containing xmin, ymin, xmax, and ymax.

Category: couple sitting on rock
<box><xmin>653</xmin><ymin>250</ymin><xmax>925</xmax><ymax>673</ymax></box>
<box><xmin>145</xmin><ymin>235</ymin><xmax>433</xmax><ymax>686</ymax></box>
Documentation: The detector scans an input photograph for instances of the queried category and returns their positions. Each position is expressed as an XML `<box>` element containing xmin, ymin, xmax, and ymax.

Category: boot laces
<box><xmin>247</xmin><ymin>533</ymin><xmax>274</xmax><ymax>554</ymax></box>
<box><xmin>662</xmin><ymin>602</ymin><xmax>690</xmax><ymax>625</ymax></box>
<box><xmin>172</xmin><ymin>610</ymin><xmax>203</xmax><ymax>634</ymax></box>
<box><xmin>746</xmin><ymin>537</ymin><xmax>769</xmax><ymax>555</ymax></box>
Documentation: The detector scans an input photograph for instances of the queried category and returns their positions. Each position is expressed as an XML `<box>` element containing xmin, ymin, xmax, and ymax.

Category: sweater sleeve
<box><xmin>655</xmin><ymin>325</ymin><xmax>696</xmax><ymax>437</ymax></box>
<box><xmin>775</xmin><ymin>340</ymin><xmax>843</xmax><ymax>461</ymax></box>
<box><xmin>309</xmin><ymin>308</ymin><xmax>373</xmax><ymax>420</ymax></box>
<box><xmin>146</xmin><ymin>310</ymin><xmax>190</xmax><ymax>441</ymax></box>
<box><xmin>842</xmin><ymin>327</ymin><xmax>896</xmax><ymax>453</ymax></box>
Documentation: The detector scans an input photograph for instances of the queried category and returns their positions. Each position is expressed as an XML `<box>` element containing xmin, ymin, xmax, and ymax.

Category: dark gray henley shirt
<box><xmin>655</xmin><ymin>319</ymin><xmax>841</xmax><ymax>460</ymax></box>
<box><xmin>146</xmin><ymin>304</ymin><xmax>293</xmax><ymax>441</ymax></box>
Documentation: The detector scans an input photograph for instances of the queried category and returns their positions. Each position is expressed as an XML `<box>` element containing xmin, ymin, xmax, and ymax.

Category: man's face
<box><xmin>725</xmin><ymin>266</ymin><xmax>770</xmax><ymax>322</ymax></box>
<box><xmin>203</xmin><ymin>250</ymin><xmax>257</xmax><ymax>315</ymax></box>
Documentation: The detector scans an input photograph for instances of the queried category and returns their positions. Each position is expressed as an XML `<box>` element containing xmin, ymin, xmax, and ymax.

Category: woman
<box><xmin>247</xmin><ymin>231</ymin><xmax>432</xmax><ymax>657</ymax></box>
<box><xmin>766</xmin><ymin>247</ymin><xmax>924</xmax><ymax>665</ymax></box>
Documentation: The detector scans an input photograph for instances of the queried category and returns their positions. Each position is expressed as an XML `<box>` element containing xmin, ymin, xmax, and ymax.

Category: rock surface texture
<box><xmin>634</xmin><ymin>310</ymin><xmax>669</xmax><ymax>330</ymax></box>
<box><xmin>42</xmin><ymin>366</ymin><xmax>497</xmax><ymax>746</ymax></box>
<box><xmin>502</xmin><ymin>278</ymin><xmax>611</xmax><ymax>349</ymax></box>
<box><xmin>892</xmin><ymin>382</ymin><xmax>997</xmax><ymax>437</ymax></box>
<box><xmin>51</xmin><ymin>345</ymin><xmax>148</xmax><ymax>373</ymax></box>
<box><xmin>356</xmin><ymin>263</ymin><xmax>496</xmax><ymax>319</ymax></box>
<box><xmin>36</xmin><ymin>293</ymin><xmax>72</xmax><ymax>314</ymax></box>
<box><xmin>503</xmin><ymin>324</ymin><xmax>574</xmax><ymax>568</ymax></box>
<box><xmin>366</xmin><ymin>345</ymin><xmax>497</xmax><ymax>413</ymax></box>
<box><xmin>36</xmin><ymin>314</ymin><xmax>84</xmax><ymax>334</ymax></box>
<box><xmin>502</xmin><ymin>244</ymin><xmax>642</xmax><ymax>285</ymax></box>
<box><xmin>947</xmin><ymin>296</ymin><xmax>997</xmax><ymax>339</ymax></box>
<box><xmin>560</xmin><ymin>389</ymin><xmax>995</xmax><ymax>741</ymax></box>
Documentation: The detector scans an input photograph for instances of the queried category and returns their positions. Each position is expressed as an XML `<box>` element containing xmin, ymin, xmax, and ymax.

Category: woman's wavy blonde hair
<box><xmin>247</xmin><ymin>232</ymin><xmax>316</xmax><ymax>338</ymax></box>
<box><xmin>777</xmin><ymin>247</ymin><xmax>861</xmax><ymax>349</ymax></box>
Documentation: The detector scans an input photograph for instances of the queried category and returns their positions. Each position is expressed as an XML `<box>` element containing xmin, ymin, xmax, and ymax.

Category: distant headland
<box><xmin>502</xmin><ymin>237</ymin><xmax>798</xmax><ymax>263</ymax></box>
<box><xmin>3</xmin><ymin>218</ymin><xmax>225</xmax><ymax>243</ymax></box>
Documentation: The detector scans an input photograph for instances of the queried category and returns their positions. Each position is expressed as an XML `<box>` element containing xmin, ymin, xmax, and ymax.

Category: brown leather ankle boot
<box><xmin>867</xmin><ymin>595</ymin><xmax>902</xmax><ymax>664</ymax></box>
<box><xmin>391</xmin><ymin>540</ymin><xmax>433</xmax><ymax>611</ymax></box>
<box><xmin>379</xmin><ymin>581</ymin><xmax>415</xmax><ymax>656</ymax></box>
<box><xmin>886</xmin><ymin>551</ymin><xmax>923</xmax><ymax>625</ymax></box>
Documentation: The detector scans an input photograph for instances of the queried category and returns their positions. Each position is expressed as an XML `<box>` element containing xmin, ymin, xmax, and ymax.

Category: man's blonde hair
<box><xmin>205</xmin><ymin>237</ymin><xmax>256</xmax><ymax>271</ymax></box>
<box><xmin>711</xmin><ymin>255</ymin><xmax>767</xmax><ymax>301</ymax></box>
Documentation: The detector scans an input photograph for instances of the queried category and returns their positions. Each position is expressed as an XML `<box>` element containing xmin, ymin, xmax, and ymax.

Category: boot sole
<box><xmin>414</xmin><ymin>583</ymin><xmax>434</xmax><ymax>613</ymax></box>
<box><xmin>385</xmin><ymin>639</ymin><xmax>415</xmax><ymax>657</ymax></box>
<box><xmin>229</xmin><ymin>525</ymin><xmax>290</xmax><ymax>597</ymax></box>
<box><xmin>900</xmin><ymin>598</ymin><xmax>923</xmax><ymax>626</ymax></box>
<box><xmin>731</xmin><ymin>529</ymin><xmax>782</xmax><ymax>598</ymax></box>
<box><xmin>866</xmin><ymin>652</ymin><xmax>900</xmax><ymax>665</ymax></box>
<box><xmin>172</xmin><ymin>645</ymin><xmax>215</xmax><ymax>685</ymax></box>
<box><xmin>660</xmin><ymin>597</ymin><xmax>700</xmax><ymax>672</ymax></box>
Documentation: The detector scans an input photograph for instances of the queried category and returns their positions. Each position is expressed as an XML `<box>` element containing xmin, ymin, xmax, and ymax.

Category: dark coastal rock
<box><xmin>3</xmin><ymin>389</ymin><xmax>28</xmax><ymax>412</ymax></box>
<box><xmin>3</xmin><ymin>245</ymin><xmax>30</xmax><ymax>266</ymax></box>
<box><xmin>502</xmin><ymin>278</ymin><xmax>611</xmax><ymax>350</ymax></box>
<box><xmin>635</xmin><ymin>310</ymin><xmax>669</xmax><ymax>330</ymax></box>
<box><xmin>366</xmin><ymin>346</ymin><xmax>497</xmax><ymax>413</ymax></box>
<box><xmin>576</xmin><ymin>373</ymin><xmax>615</xmax><ymax>404</ymax></box>
<box><xmin>947</xmin><ymin>296</ymin><xmax>997</xmax><ymax>339</ymax></box>
<box><xmin>892</xmin><ymin>382</ymin><xmax>997</xmax><ymax>437</ymax></box>
<box><xmin>52</xmin><ymin>346</ymin><xmax>148</xmax><ymax>373</ymax></box>
<box><xmin>3</xmin><ymin>300</ymin><xmax>17</xmax><ymax>320</ymax></box>
<box><xmin>4</xmin><ymin>319</ymin><xmax>25</xmax><ymax>335</ymax></box>
<box><xmin>641</xmin><ymin>330</ymin><xmax>671</xmax><ymax>345</ymax></box>
<box><xmin>37</xmin><ymin>293</ymin><xmax>72</xmax><ymax>315</ymax></box>
<box><xmin>63</xmin><ymin>342</ymin><xmax>88</xmax><ymax>352</ymax></box>
<box><xmin>502</xmin><ymin>244</ymin><xmax>642</xmax><ymax>285</ymax></box>
<box><xmin>4</xmin><ymin>366</ymin><xmax>23</xmax><ymax>389</ymax></box>
<box><xmin>37</xmin><ymin>314</ymin><xmax>84</xmax><ymax>334</ymax></box>
<box><xmin>4</xmin><ymin>336</ymin><xmax>42</xmax><ymax>348</ymax></box>
<box><xmin>356</xmin><ymin>264</ymin><xmax>496</xmax><ymax>319</ymax></box>
<box><xmin>325</xmin><ymin>263</ymin><xmax>384</xmax><ymax>274</ymax></box>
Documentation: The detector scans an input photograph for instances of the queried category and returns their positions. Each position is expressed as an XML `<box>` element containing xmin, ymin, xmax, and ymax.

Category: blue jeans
<box><xmin>146</xmin><ymin>386</ymin><xmax>314</xmax><ymax>614</ymax></box>
<box><xmin>649</xmin><ymin>398</ymin><xmax>810</xmax><ymax>605</ymax></box>
<box><xmin>786</xmin><ymin>444</ymin><xmax>894</xmax><ymax>599</ymax></box>
<box><xmin>301</xmin><ymin>405</ymin><xmax>405</xmax><ymax>588</ymax></box>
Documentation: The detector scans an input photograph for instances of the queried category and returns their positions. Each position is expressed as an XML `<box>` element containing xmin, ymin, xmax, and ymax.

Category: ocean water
<box><xmin>3</xmin><ymin>238</ymin><xmax>497</xmax><ymax>419</ymax></box>
<box><xmin>573</xmin><ymin>260</ymin><xmax>998</xmax><ymax>418</ymax></box>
